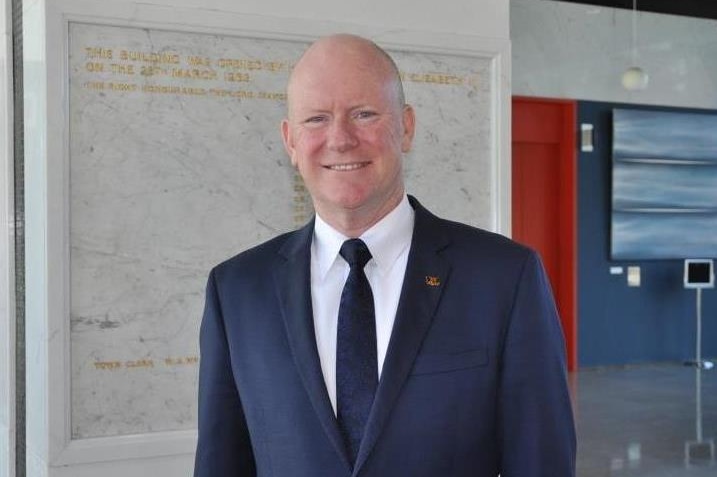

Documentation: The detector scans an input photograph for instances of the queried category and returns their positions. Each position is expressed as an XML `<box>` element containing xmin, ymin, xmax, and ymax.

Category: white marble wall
<box><xmin>69</xmin><ymin>22</ymin><xmax>492</xmax><ymax>439</ymax></box>
<box><xmin>512</xmin><ymin>0</ymin><xmax>717</xmax><ymax>109</ymax></box>
<box><xmin>69</xmin><ymin>25</ymin><xmax>308</xmax><ymax>439</ymax></box>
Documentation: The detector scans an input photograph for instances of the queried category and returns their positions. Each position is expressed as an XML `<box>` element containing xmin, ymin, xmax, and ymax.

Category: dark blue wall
<box><xmin>578</xmin><ymin>101</ymin><xmax>717</xmax><ymax>367</ymax></box>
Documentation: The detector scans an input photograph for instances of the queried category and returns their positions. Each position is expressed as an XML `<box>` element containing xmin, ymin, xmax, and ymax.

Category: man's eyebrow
<box><xmin>297</xmin><ymin>107</ymin><xmax>331</xmax><ymax>115</ymax></box>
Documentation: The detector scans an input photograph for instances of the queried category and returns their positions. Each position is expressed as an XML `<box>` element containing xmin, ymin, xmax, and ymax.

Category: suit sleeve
<box><xmin>498</xmin><ymin>251</ymin><xmax>576</xmax><ymax>477</ymax></box>
<box><xmin>194</xmin><ymin>269</ymin><xmax>257</xmax><ymax>477</ymax></box>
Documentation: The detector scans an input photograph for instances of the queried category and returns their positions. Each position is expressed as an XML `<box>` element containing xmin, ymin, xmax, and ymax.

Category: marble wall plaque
<box><xmin>69</xmin><ymin>22</ymin><xmax>492</xmax><ymax>438</ymax></box>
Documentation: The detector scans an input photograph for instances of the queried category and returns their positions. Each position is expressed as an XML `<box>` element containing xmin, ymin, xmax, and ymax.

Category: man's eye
<box><xmin>355</xmin><ymin>110</ymin><xmax>378</xmax><ymax>120</ymax></box>
<box><xmin>305</xmin><ymin>116</ymin><xmax>327</xmax><ymax>124</ymax></box>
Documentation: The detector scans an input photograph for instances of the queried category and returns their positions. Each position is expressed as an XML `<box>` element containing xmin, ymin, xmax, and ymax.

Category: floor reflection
<box><xmin>574</xmin><ymin>364</ymin><xmax>716</xmax><ymax>476</ymax></box>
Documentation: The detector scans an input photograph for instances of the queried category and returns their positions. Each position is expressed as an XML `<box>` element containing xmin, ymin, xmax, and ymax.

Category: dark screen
<box><xmin>688</xmin><ymin>263</ymin><xmax>711</xmax><ymax>284</ymax></box>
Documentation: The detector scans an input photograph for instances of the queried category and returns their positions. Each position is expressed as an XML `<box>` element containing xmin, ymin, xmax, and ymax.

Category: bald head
<box><xmin>286</xmin><ymin>34</ymin><xmax>405</xmax><ymax>118</ymax></box>
<box><xmin>279</xmin><ymin>33</ymin><xmax>416</xmax><ymax>236</ymax></box>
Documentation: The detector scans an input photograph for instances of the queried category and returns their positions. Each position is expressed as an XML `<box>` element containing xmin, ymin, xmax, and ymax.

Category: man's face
<box><xmin>281</xmin><ymin>41</ymin><xmax>415</xmax><ymax>222</ymax></box>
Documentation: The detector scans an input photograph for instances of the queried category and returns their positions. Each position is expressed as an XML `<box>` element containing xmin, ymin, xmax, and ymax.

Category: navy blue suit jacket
<box><xmin>194</xmin><ymin>196</ymin><xmax>576</xmax><ymax>476</ymax></box>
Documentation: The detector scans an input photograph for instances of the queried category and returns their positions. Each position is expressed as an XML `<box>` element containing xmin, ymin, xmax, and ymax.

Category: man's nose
<box><xmin>326</xmin><ymin>118</ymin><xmax>359</xmax><ymax>152</ymax></box>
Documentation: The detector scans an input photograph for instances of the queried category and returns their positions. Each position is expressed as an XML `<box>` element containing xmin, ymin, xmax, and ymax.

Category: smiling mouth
<box><xmin>325</xmin><ymin>162</ymin><xmax>370</xmax><ymax>171</ymax></box>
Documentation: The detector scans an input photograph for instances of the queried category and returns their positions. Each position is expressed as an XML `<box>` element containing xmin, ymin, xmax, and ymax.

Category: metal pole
<box><xmin>696</xmin><ymin>288</ymin><xmax>702</xmax><ymax>442</ymax></box>
<box><xmin>696</xmin><ymin>366</ymin><xmax>702</xmax><ymax>442</ymax></box>
<box><xmin>697</xmin><ymin>288</ymin><xmax>702</xmax><ymax>365</ymax></box>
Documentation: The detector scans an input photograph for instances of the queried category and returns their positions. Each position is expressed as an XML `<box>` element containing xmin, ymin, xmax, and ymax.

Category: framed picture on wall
<box><xmin>611</xmin><ymin>108</ymin><xmax>717</xmax><ymax>260</ymax></box>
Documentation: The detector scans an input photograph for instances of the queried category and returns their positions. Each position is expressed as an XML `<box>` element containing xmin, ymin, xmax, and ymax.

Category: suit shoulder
<box><xmin>429</xmin><ymin>215</ymin><xmax>545</xmax><ymax>294</ymax></box>
<box><xmin>210</xmin><ymin>229</ymin><xmax>297</xmax><ymax>278</ymax></box>
<box><xmin>411</xmin><ymin>196</ymin><xmax>532</xmax><ymax>261</ymax></box>
<box><xmin>437</xmin><ymin>216</ymin><xmax>534</xmax><ymax>260</ymax></box>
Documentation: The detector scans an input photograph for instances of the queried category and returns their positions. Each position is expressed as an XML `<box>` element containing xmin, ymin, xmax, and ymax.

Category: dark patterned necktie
<box><xmin>336</xmin><ymin>238</ymin><xmax>378</xmax><ymax>465</ymax></box>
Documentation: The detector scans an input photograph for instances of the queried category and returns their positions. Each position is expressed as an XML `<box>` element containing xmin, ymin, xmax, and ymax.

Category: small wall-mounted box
<box><xmin>627</xmin><ymin>266</ymin><xmax>641</xmax><ymax>287</ymax></box>
<box><xmin>581</xmin><ymin>123</ymin><xmax>594</xmax><ymax>152</ymax></box>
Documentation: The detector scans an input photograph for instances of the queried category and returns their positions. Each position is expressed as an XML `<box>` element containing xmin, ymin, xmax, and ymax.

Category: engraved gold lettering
<box><xmin>293</xmin><ymin>171</ymin><xmax>311</xmax><ymax>227</ymax></box>
<box><xmin>140</xmin><ymin>65</ymin><xmax>174</xmax><ymax>77</ymax></box>
<box><xmin>208</xmin><ymin>88</ymin><xmax>255</xmax><ymax>99</ymax></box>
<box><xmin>217</xmin><ymin>58</ymin><xmax>247</xmax><ymax>69</ymax></box>
<box><xmin>94</xmin><ymin>361</ymin><xmax>122</xmax><ymax>370</ymax></box>
<box><xmin>401</xmin><ymin>72</ymin><xmax>466</xmax><ymax>85</ymax></box>
<box><xmin>120</xmin><ymin>50</ymin><xmax>180</xmax><ymax>64</ymax></box>
<box><xmin>142</xmin><ymin>84</ymin><xmax>182</xmax><ymax>94</ymax></box>
<box><xmin>171</xmin><ymin>68</ymin><xmax>217</xmax><ymax>80</ymax></box>
<box><xmin>187</xmin><ymin>55</ymin><xmax>211</xmax><ymax>66</ymax></box>
<box><xmin>216</xmin><ymin>58</ymin><xmax>262</xmax><ymax>70</ymax></box>
<box><xmin>165</xmin><ymin>356</ymin><xmax>200</xmax><ymax>366</ymax></box>
<box><xmin>224</xmin><ymin>72</ymin><xmax>250</xmax><ymax>83</ymax></box>
<box><xmin>257</xmin><ymin>91</ymin><xmax>287</xmax><ymax>101</ymax></box>
<box><xmin>84</xmin><ymin>81</ymin><xmax>105</xmax><ymax>90</ymax></box>
<box><xmin>82</xmin><ymin>45</ymin><xmax>302</xmax><ymax>102</ymax></box>
<box><xmin>86</xmin><ymin>62</ymin><xmax>105</xmax><ymax>73</ymax></box>
<box><xmin>125</xmin><ymin>359</ymin><xmax>154</xmax><ymax>368</ymax></box>
<box><xmin>180</xmin><ymin>87</ymin><xmax>207</xmax><ymax>95</ymax></box>
<box><xmin>85</xmin><ymin>47</ymin><xmax>112</xmax><ymax>59</ymax></box>
<box><xmin>107</xmin><ymin>82</ymin><xmax>138</xmax><ymax>92</ymax></box>
<box><xmin>109</xmin><ymin>63</ymin><xmax>135</xmax><ymax>75</ymax></box>
<box><xmin>94</xmin><ymin>356</ymin><xmax>199</xmax><ymax>370</ymax></box>
<box><xmin>262</xmin><ymin>61</ymin><xmax>288</xmax><ymax>72</ymax></box>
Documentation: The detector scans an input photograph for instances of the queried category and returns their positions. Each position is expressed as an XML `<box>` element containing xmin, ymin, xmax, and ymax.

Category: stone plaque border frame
<box><xmin>30</xmin><ymin>0</ymin><xmax>511</xmax><ymax>467</ymax></box>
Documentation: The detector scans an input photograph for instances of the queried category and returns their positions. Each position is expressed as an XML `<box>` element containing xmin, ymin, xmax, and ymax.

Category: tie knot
<box><xmin>340</xmin><ymin>239</ymin><xmax>372</xmax><ymax>269</ymax></box>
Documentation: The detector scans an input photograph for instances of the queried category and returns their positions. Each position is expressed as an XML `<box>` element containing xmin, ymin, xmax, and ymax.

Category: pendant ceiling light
<box><xmin>621</xmin><ymin>0</ymin><xmax>649</xmax><ymax>90</ymax></box>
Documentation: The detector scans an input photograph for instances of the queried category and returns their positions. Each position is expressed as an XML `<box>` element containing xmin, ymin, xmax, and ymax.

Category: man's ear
<box><xmin>281</xmin><ymin>119</ymin><xmax>297</xmax><ymax>167</ymax></box>
<box><xmin>401</xmin><ymin>104</ymin><xmax>416</xmax><ymax>153</ymax></box>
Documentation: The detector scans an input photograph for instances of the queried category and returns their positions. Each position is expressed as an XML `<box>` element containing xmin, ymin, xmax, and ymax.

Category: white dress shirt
<box><xmin>310</xmin><ymin>195</ymin><xmax>415</xmax><ymax>414</ymax></box>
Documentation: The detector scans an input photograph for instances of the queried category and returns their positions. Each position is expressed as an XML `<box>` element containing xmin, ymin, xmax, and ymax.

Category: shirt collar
<box><xmin>312</xmin><ymin>194</ymin><xmax>415</xmax><ymax>281</ymax></box>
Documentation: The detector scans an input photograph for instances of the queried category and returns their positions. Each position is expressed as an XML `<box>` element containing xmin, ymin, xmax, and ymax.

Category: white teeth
<box><xmin>327</xmin><ymin>162</ymin><xmax>367</xmax><ymax>171</ymax></box>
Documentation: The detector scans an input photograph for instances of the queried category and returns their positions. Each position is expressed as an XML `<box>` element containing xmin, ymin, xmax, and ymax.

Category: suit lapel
<box><xmin>273</xmin><ymin>221</ymin><xmax>352</xmax><ymax>470</ymax></box>
<box><xmin>354</xmin><ymin>198</ymin><xmax>452</xmax><ymax>474</ymax></box>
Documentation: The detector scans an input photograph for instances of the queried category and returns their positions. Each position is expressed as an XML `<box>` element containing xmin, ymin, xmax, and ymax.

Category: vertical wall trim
<box><xmin>11</xmin><ymin>0</ymin><xmax>24</xmax><ymax>475</ymax></box>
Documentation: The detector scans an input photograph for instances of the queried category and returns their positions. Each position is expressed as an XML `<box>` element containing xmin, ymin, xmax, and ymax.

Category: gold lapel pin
<box><xmin>425</xmin><ymin>276</ymin><xmax>441</xmax><ymax>287</ymax></box>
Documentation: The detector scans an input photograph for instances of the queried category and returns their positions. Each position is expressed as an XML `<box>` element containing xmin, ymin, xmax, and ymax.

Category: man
<box><xmin>194</xmin><ymin>34</ymin><xmax>575</xmax><ymax>476</ymax></box>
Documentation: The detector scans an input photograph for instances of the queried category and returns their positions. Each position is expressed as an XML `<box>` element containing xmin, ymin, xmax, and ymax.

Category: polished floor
<box><xmin>574</xmin><ymin>363</ymin><xmax>717</xmax><ymax>476</ymax></box>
